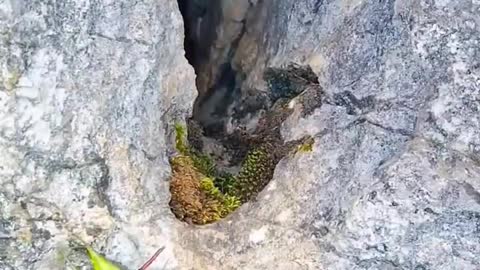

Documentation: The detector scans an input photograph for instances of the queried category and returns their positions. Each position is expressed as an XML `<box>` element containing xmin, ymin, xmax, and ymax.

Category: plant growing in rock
<box><xmin>169</xmin><ymin>155</ymin><xmax>217</xmax><ymax>224</ymax></box>
<box><xmin>86</xmin><ymin>245</ymin><xmax>164</xmax><ymax>270</ymax></box>
<box><xmin>234</xmin><ymin>147</ymin><xmax>273</xmax><ymax>202</ymax></box>
<box><xmin>87</xmin><ymin>247</ymin><xmax>120</xmax><ymax>270</ymax></box>
<box><xmin>201</xmin><ymin>177</ymin><xmax>241</xmax><ymax>217</ymax></box>
<box><xmin>169</xmin><ymin>64</ymin><xmax>321</xmax><ymax>224</ymax></box>
<box><xmin>214</xmin><ymin>172</ymin><xmax>237</xmax><ymax>194</ymax></box>
<box><xmin>297</xmin><ymin>137</ymin><xmax>315</xmax><ymax>153</ymax></box>
<box><xmin>169</xmin><ymin>124</ymin><xmax>240</xmax><ymax>224</ymax></box>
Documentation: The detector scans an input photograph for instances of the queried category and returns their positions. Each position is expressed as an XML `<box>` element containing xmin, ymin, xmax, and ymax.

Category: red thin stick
<box><xmin>138</xmin><ymin>247</ymin><xmax>165</xmax><ymax>270</ymax></box>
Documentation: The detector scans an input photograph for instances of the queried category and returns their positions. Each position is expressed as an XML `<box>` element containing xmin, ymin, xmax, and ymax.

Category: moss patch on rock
<box><xmin>297</xmin><ymin>137</ymin><xmax>315</xmax><ymax>153</ymax></box>
<box><xmin>234</xmin><ymin>146</ymin><xmax>273</xmax><ymax>202</ymax></box>
<box><xmin>169</xmin><ymin>124</ymin><xmax>240</xmax><ymax>225</ymax></box>
<box><xmin>169</xmin><ymin>65</ymin><xmax>321</xmax><ymax>225</ymax></box>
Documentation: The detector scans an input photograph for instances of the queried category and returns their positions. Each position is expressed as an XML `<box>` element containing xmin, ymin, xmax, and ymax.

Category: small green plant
<box><xmin>200</xmin><ymin>177</ymin><xmax>241</xmax><ymax>217</ymax></box>
<box><xmin>86</xmin><ymin>246</ymin><xmax>164</xmax><ymax>270</ymax></box>
<box><xmin>200</xmin><ymin>177</ymin><xmax>221</xmax><ymax>197</ymax></box>
<box><xmin>297</xmin><ymin>137</ymin><xmax>315</xmax><ymax>153</ymax></box>
<box><xmin>221</xmin><ymin>195</ymin><xmax>241</xmax><ymax>216</ymax></box>
<box><xmin>234</xmin><ymin>147</ymin><xmax>273</xmax><ymax>202</ymax></box>
<box><xmin>214</xmin><ymin>172</ymin><xmax>237</xmax><ymax>194</ymax></box>
<box><xmin>191</xmin><ymin>152</ymin><xmax>216</xmax><ymax>176</ymax></box>
<box><xmin>87</xmin><ymin>247</ymin><xmax>120</xmax><ymax>270</ymax></box>
<box><xmin>170</xmin><ymin>124</ymin><xmax>240</xmax><ymax>224</ymax></box>
<box><xmin>175</xmin><ymin>122</ymin><xmax>216</xmax><ymax>176</ymax></box>
<box><xmin>174</xmin><ymin>123</ymin><xmax>189</xmax><ymax>155</ymax></box>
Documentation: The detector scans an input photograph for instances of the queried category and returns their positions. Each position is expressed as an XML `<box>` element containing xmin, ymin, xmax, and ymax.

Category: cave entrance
<box><xmin>177</xmin><ymin>0</ymin><xmax>254</xmax><ymax>137</ymax></box>
<box><xmin>177</xmin><ymin>0</ymin><xmax>220</xmax><ymax>69</ymax></box>
<box><xmin>170</xmin><ymin>0</ymin><xmax>321</xmax><ymax>225</ymax></box>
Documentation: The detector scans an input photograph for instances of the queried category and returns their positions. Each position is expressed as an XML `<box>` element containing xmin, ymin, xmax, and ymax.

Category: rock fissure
<box><xmin>171</xmin><ymin>0</ymin><xmax>322</xmax><ymax>224</ymax></box>
<box><xmin>3</xmin><ymin>1</ymin><xmax>480</xmax><ymax>269</ymax></box>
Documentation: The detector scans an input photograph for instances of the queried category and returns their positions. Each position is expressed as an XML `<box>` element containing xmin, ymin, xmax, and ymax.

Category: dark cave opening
<box><xmin>177</xmin><ymin>0</ymin><xmax>247</xmax><ymax>137</ymax></box>
<box><xmin>177</xmin><ymin>0</ymin><xmax>220</xmax><ymax>69</ymax></box>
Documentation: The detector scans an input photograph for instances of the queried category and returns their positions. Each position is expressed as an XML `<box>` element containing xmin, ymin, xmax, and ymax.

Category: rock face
<box><xmin>1</xmin><ymin>0</ymin><xmax>480</xmax><ymax>270</ymax></box>
<box><xmin>178</xmin><ymin>0</ymin><xmax>480</xmax><ymax>269</ymax></box>
<box><xmin>0</xmin><ymin>1</ymin><xmax>195</xmax><ymax>269</ymax></box>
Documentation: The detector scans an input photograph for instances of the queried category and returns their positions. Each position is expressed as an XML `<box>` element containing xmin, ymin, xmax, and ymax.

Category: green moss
<box><xmin>170</xmin><ymin>155</ymin><xmax>223</xmax><ymax>224</ymax></box>
<box><xmin>297</xmin><ymin>137</ymin><xmax>315</xmax><ymax>153</ymax></box>
<box><xmin>170</xmin><ymin>64</ymin><xmax>320</xmax><ymax>225</ymax></box>
<box><xmin>175</xmin><ymin>122</ymin><xmax>216</xmax><ymax>176</ymax></box>
<box><xmin>200</xmin><ymin>177</ymin><xmax>221</xmax><ymax>197</ymax></box>
<box><xmin>234</xmin><ymin>147</ymin><xmax>273</xmax><ymax>202</ymax></box>
<box><xmin>174</xmin><ymin>124</ymin><xmax>282</xmax><ymax>206</ymax></box>
<box><xmin>214</xmin><ymin>172</ymin><xmax>237</xmax><ymax>195</ymax></box>
<box><xmin>174</xmin><ymin>122</ymin><xmax>189</xmax><ymax>155</ymax></box>
<box><xmin>172</xmin><ymin>115</ymin><xmax>304</xmax><ymax>223</ymax></box>
<box><xmin>191</xmin><ymin>152</ymin><xmax>216</xmax><ymax>176</ymax></box>
<box><xmin>200</xmin><ymin>177</ymin><xmax>240</xmax><ymax>218</ymax></box>
<box><xmin>171</xmin><ymin>124</ymin><xmax>240</xmax><ymax>224</ymax></box>
<box><xmin>222</xmin><ymin>195</ymin><xmax>241</xmax><ymax>214</ymax></box>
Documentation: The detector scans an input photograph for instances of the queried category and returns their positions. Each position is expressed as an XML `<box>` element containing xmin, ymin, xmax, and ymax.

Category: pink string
<box><xmin>138</xmin><ymin>247</ymin><xmax>165</xmax><ymax>270</ymax></box>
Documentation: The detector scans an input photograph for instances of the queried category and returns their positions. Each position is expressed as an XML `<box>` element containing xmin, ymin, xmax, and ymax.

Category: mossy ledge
<box><xmin>169</xmin><ymin>65</ymin><xmax>321</xmax><ymax>225</ymax></box>
<box><xmin>169</xmin><ymin>123</ymin><xmax>241</xmax><ymax>225</ymax></box>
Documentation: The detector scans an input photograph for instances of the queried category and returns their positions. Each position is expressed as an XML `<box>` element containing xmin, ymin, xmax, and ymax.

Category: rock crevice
<box><xmin>1</xmin><ymin>0</ymin><xmax>480</xmax><ymax>269</ymax></box>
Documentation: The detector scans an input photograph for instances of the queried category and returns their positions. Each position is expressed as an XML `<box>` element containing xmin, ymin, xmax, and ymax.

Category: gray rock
<box><xmin>178</xmin><ymin>0</ymin><xmax>480</xmax><ymax>269</ymax></box>
<box><xmin>1</xmin><ymin>0</ymin><xmax>479</xmax><ymax>270</ymax></box>
<box><xmin>0</xmin><ymin>0</ymin><xmax>195</xmax><ymax>269</ymax></box>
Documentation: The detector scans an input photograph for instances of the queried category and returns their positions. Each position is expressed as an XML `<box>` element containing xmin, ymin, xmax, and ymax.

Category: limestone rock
<box><xmin>0</xmin><ymin>0</ymin><xmax>195</xmax><ymax>269</ymax></box>
<box><xmin>1</xmin><ymin>0</ymin><xmax>479</xmax><ymax>270</ymax></box>
<box><xmin>179</xmin><ymin>0</ymin><xmax>480</xmax><ymax>269</ymax></box>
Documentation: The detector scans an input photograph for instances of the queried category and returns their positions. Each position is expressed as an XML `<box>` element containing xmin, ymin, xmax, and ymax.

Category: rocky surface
<box><xmin>180</xmin><ymin>0</ymin><xmax>480</xmax><ymax>269</ymax></box>
<box><xmin>0</xmin><ymin>0</ymin><xmax>195</xmax><ymax>269</ymax></box>
<box><xmin>1</xmin><ymin>0</ymin><xmax>480</xmax><ymax>270</ymax></box>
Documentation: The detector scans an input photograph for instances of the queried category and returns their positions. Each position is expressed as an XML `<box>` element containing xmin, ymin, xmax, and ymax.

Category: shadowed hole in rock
<box><xmin>171</xmin><ymin>0</ymin><xmax>323</xmax><ymax>225</ymax></box>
